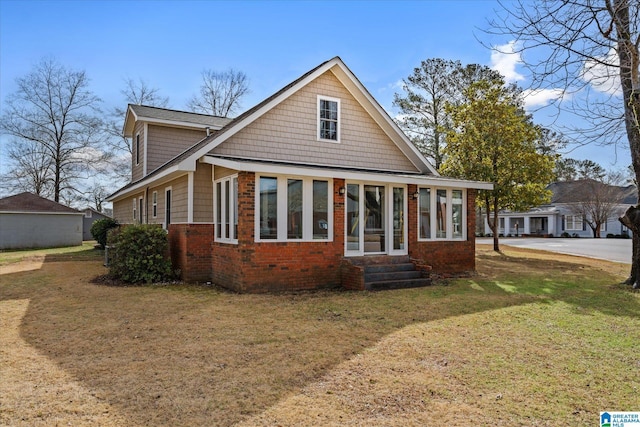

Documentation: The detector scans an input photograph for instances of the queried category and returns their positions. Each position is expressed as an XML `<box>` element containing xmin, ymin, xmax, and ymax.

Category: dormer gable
<box><xmin>123</xmin><ymin>105</ymin><xmax>233</xmax><ymax>181</ymax></box>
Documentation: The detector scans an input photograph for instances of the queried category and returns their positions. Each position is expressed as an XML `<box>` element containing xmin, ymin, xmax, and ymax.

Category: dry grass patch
<box><xmin>0</xmin><ymin>299</ymin><xmax>128</xmax><ymax>426</ymax></box>
<box><xmin>0</xmin><ymin>245</ymin><xmax>638</xmax><ymax>426</ymax></box>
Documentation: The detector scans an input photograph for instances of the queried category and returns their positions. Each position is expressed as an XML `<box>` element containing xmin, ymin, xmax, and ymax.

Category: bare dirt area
<box><xmin>0</xmin><ymin>247</ymin><xmax>637</xmax><ymax>426</ymax></box>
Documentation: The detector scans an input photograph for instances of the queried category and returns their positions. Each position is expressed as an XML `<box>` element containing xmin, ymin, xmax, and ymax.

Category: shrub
<box><xmin>107</xmin><ymin>224</ymin><xmax>174</xmax><ymax>284</ymax></box>
<box><xmin>560</xmin><ymin>232</ymin><xmax>570</xmax><ymax>238</ymax></box>
<box><xmin>90</xmin><ymin>218</ymin><xmax>119</xmax><ymax>249</ymax></box>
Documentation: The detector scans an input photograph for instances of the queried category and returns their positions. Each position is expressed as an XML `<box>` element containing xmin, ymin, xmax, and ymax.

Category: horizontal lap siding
<box><xmin>169</xmin><ymin>176</ymin><xmax>188</xmax><ymax>223</ymax></box>
<box><xmin>112</xmin><ymin>192</ymin><xmax>145</xmax><ymax>224</ymax></box>
<box><xmin>212</xmin><ymin>71</ymin><xmax>418</xmax><ymax>173</ymax></box>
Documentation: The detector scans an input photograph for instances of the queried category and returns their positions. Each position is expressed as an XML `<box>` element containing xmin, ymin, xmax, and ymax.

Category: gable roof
<box><xmin>83</xmin><ymin>207</ymin><xmax>112</xmax><ymax>217</ymax></box>
<box><xmin>123</xmin><ymin>104</ymin><xmax>233</xmax><ymax>137</ymax></box>
<box><xmin>0</xmin><ymin>192</ymin><xmax>81</xmax><ymax>214</ymax></box>
<box><xmin>109</xmin><ymin>57</ymin><xmax>445</xmax><ymax>201</ymax></box>
<box><xmin>548</xmin><ymin>180</ymin><xmax>637</xmax><ymax>205</ymax></box>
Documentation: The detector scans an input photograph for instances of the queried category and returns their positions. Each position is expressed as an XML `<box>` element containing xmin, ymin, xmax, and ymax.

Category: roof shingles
<box><xmin>0</xmin><ymin>192</ymin><xmax>81</xmax><ymax>214</ymax></box>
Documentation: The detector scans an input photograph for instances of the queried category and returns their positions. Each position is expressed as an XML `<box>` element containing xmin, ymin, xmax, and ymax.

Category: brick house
<box><xmin>107</xmin><ymin>57</ymin><xmax>492</xmax><ymax>292</ymax></box>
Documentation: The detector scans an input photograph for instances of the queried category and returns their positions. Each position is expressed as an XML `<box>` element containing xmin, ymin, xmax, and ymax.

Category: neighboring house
<box><xmin>82</xmin><ymin>208</ymin><xmax>112</xmax><ymax>241</ymax></box>
<box><xmin>107</xmin><ymin>57</ymin><xmax>492</xmax><ymax>292</ymax></box>
<box><xmin>481</xmin><ymin>180</ymin><xmax>637</xmax><ymax>238</ymax></box>
<box><xmin>0</xmin><ymin>192</ymin><xmax>83</xmax><ymax>249</ymax></box>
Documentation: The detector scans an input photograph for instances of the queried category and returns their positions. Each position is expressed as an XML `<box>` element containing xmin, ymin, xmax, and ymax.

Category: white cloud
<box><xmin>491</xmin><ymin>41</ymin><xmax>525</xmax><ymax>83</ymax></box>
<box><xmin>582</xmin><ymin>48</ymin><xmax>621</xmax><ymax>95</ymax></box>
<box><xmin>522</xmin><ymin>88</ymin><xmax>567</xmax><ymax>109</ymax></box>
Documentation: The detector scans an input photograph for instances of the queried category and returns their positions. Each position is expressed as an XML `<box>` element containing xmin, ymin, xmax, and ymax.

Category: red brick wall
<box><xmin>168</xmin><ymin>223</ymin><xmax>214</xmax><ymax>282</ymax></box>
<box><xmin>212</xmin><ymin>175</ymin><xmax>346</xmax><ymax>293</ymax></box>
<box><xmin>170</xmin><ymin>175</ymin><xmax>479</xmax><ymax>291</ymax></box>
<box><xmin>407</xmin><ymin>186</ymin><xmax>477</xmax><ymax>274</ymax></box>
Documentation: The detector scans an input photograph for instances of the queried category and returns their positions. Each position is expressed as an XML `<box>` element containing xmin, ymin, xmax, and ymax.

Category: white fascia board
<box><xmin>134</xmin><ymin>117</ymin><xmax>225</xmax><ymax>132</ymax></box>
<box><xmin>106</xmin><ymin>164</ymin><xmax>185</xmax><ymax>202</ymax></box>
<box><xmin>203</xmin><ymin>156</ymin><xmax>493</xmax><ymax>190</ymax></box>
<box><xmin>329</xmin><ymin>63</ymin><xmax>439</xmax><ymax>176</ymax></box>
<box><xmin>123</xmin><ymin>105</ymin><xmax>139</xmax><ymax>137</ymax></box>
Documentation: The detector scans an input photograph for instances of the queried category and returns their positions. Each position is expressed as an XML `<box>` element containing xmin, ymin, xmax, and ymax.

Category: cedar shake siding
<box><xmin>212</xmin><ymin>71</ymin><xmax>419</xmax><ymax>172</ymax></box>
<box><xmin>147</xmin><ymin>125</ymin><xmax>207</xmax><ymax>174</ymax></box>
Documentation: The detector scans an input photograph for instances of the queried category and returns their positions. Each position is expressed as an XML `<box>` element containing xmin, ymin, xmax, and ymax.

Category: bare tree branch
<box><xmin>0</xmin><ymin>58</ymin><xmax>104</xmax><ymax>203</ymax></box>
<box><xmin>187</xmin><ymin>68</ymin><xmax>249</xmax><ymax>117</ymax></box>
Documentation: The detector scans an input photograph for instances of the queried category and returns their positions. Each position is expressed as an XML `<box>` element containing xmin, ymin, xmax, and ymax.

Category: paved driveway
<box><xmin>477</xmin><ymin>237</ymin><xmax>632</xmax><ymax>264</ymax></box>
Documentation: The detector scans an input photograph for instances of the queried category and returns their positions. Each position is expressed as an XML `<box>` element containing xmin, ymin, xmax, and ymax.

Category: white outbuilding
<box><xmin>0</xmin><ymin>192</ymin><xmax>83</xmax><ymax>250</ymax></box>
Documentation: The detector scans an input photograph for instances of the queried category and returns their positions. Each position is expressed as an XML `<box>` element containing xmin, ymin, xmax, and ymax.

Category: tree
<box><xmin>489</xmin><ymin>0</ymin><xmax>640</xmax><ymax>285</ymax></box>
<box><xmin>441</xmin><ymin>77</ymin><xmax>556</xmax><ymax>251</ymax></box>
<box><xmin>0</xmin><ymin>58</ymin><xmax>105</xmax><ymax>203</ymax></box>
<box><xmin>554</xmin><ymin>158</ymin><xmax>607</xmax><ymax>181</ymax></box>
<box><xmin>563</xmin><ymin>177</ymin><xmax>627</xmax><ymax>237</ymax></box>
<box><xmin>2</xmin><ymin>139</ymin><xmax>53</xmax><ymax>197</ymax></box>
<box><xmin>187</xmin><ymin>68</ymin><xmax>249</xmax><ymax>117</ymax></box>
<box><xmin>393</xmin><ymin>60</ymin><xmax>502</xmax><ymax>169</ymax></box>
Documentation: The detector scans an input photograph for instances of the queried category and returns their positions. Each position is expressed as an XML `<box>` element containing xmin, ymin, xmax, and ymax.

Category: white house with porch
<box><xmin>480</xmin><ymin>181</ymin><xmax>637</xmax><ymax>238</ymax></box>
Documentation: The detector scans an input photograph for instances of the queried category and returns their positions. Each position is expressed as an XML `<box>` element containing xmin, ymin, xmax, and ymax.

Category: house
<box><xmin>81</xmin><ymin>208</ymin><xmax>112</xmax><ymax>241</ymax></box>
<box><xmin>481</xmin><ymin>180</ymin><xmax>637</xmax><ymax>238</ymax></box>
<box><xmin>0</xmin><ymin>192</ymin><xmax>83</xmax><ymax>249</ymax></box>
<box><xmin>107</xmin><ymin>57</ymin><xmax>492</xmax><ymax>292</ymax></box>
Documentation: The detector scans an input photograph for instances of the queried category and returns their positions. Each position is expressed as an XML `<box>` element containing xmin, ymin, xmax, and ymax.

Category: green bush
<box><xmin>90</xmin><ymin>218</ymin><xmax>119</xmax><ymax>248</ymax></box>
<box><xmin>107</xmin><ymin>224</ymin><xmax>174</xmax><ymax>284</ymax></box>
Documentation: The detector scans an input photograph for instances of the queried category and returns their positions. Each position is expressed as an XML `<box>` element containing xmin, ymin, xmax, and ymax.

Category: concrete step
<box><xmin>366</xmin><ymin>277</ymin><xmax>432</xmax><ymax>291</ymax></box>
<box><xmin>365</xmin><ymin>268</ymin><xmax>423</xmax><ymax>283</ymax></box>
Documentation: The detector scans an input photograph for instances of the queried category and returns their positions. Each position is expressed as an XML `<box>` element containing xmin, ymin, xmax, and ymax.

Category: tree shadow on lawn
<box><xmin>0</xmin><ymin>248</ymin><xmax>637</xmax><ymax>426</ymax></box>
<box><xmin>473</xmin><ymin>249</ymin><xmax>639</xmax><ymax>319</ymax></box>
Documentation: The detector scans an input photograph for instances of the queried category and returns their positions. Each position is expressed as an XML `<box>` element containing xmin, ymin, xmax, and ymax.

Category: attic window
<box><xmin>135</xmin><ymin>134</ymin><xmax>140</xmax><ymax>165</ymax></box>
<box><xmin>318</xmin><ymin>96</ymin><xmax>340</xmax><ymax>142</ymax></box>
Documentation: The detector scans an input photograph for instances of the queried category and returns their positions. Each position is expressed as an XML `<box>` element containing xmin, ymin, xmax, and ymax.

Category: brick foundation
<box><xmin>407</xmin><ymin>186</ymin><xmax>477</xmax><ymax>274</ymax></box>
<box><xmin>168</xmin><ymin>179</ymin><xmax>478</xmax><ymax>292</ymax></box>
<box><xmin>168</xmin><ymin>223</ymin><xmax>214</xmax><ymax>282</ymax></box>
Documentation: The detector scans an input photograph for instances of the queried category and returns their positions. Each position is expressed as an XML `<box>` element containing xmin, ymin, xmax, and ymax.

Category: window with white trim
<box><xmin>318</xmin><ymin>96</ymin><xmax>340</xmax><ymax>142</ymax></box>
<box><xmin>565</xmin><ymin>215</ymin><xmax>583</xmax><ymax>231</ymax></box>
<box><xmin>135</xmin><ymin>134</ymin><xmax>140</xmax><ymax>165</ymax></box>
<box><xmin>417</xmin><ymin>187</ymin><xmax>466</xmax><ymax>240</ymax></box>
<box><xmin>152</xmin><ymin>191</ymin><xmax>158</xmax><ymax>218</ymax></box>
<box><xmin>165</xmin><ymin>187</ymin><xmax>172</xmax><ymax>228</ymax></box>
<box><xmin>132</xmin><ymin>199</ymin><xmax>137</xmax><ymax>222</ymax></box>
<box><xmin>215</xmin><ymin>175</ymin><xmax>238</xmax><ymax>242</ymax></box>
<box><xmin>257</xmin><ymin>175</ymin><xmax>332</xmax><ymax>241</ymax></box>
<box><xmin>139</xmin><ymin>197</ymin><xmax>144</xmax><ymax>224</ymax></box>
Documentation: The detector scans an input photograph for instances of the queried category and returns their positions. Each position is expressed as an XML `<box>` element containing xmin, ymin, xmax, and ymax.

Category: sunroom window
<box><xmin>257</xmin><ymin>175</ymin><xmax>332</xmax><ymax>241</ymax></box>
<box><xmin>215</xmin><ymin>175</ymin><xmax>238</xmax><ymax>242</ymax></box>
<box><xmin>418</xmin><ymin>188</ymin><xmax>466</xmax><ymax>240</ymax></box>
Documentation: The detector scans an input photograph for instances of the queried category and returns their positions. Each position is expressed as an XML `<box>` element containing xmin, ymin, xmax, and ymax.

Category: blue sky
<box><xmin>0</xmin><ymin>0</ymin><xmax>630</xmax><ymax>170</ymax></box>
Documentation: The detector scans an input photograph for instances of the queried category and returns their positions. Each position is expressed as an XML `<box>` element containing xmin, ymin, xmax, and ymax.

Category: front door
<box><xmin>364</xmin><ymin>185</ymin><xmax>385</xmax><ymax>253</ymax></box>
<box><xmin>345</xmin><ymin>183</ymin><xmax>407</xmax><ymax>256</ymax></box>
